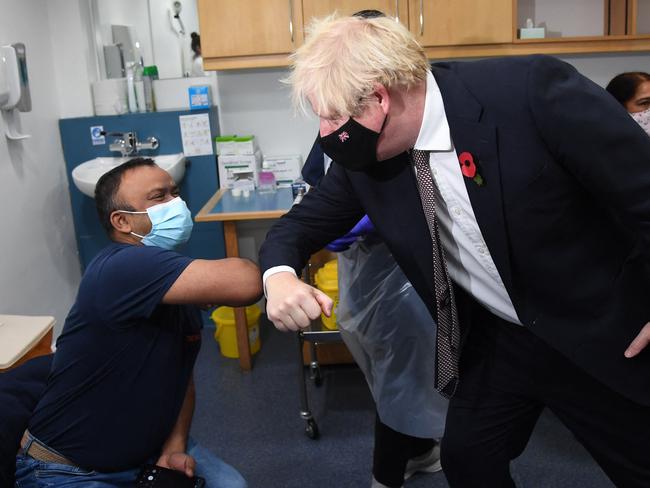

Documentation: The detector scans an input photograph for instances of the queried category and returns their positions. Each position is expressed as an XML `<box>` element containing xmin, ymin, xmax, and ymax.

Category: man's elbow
<box><xmin>231</xmin><ymin>259</ymin><xmax>263</xmax><ymax>306</ymax></box>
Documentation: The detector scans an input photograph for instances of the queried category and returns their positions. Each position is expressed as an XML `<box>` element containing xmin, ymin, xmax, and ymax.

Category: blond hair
<box><xmin>286</xmin><ymin>14</ymin><xmax>429</xmax><ymax>118</ymax></box>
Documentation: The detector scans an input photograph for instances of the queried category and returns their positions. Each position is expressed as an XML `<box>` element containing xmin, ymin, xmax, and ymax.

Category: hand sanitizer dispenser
<box><xmin>0</xmin><ymin>45</ymin><xmax>21</xmax><ymax>110</ymax></box>
<box><xmin>1</xmin><ymin>44</ymin><xmax>31</xmax><ymax>140</ymax></box>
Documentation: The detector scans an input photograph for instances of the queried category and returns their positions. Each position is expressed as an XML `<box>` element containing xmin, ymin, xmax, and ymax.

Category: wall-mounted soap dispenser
<box><xmin>0</xmin><ymin>43</ymin><xmax>31</xmax><ymax>140</ymax></box>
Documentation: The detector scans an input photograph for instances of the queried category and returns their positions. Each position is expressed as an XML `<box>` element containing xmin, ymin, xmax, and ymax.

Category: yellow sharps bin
<box><xmin>211</xmin><ymin>305</ymin><xmax>262</xmax><ymax>358</ymax></box>
<box><xmin>315</xmin><ymin>259</ymin><xmax>338</xmax><ymax>330</ymax></box>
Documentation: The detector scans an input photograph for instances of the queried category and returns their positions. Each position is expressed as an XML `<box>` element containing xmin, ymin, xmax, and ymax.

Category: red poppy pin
<box><xmin>458</xmin><ymin>151</ymin><xmax>484</xmax><ymax>186</ymax></box>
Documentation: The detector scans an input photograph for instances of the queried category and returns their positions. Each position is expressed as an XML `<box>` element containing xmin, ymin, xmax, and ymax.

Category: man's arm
<box><xmin>259</xmin><ymin>162</ymin><xmax>365</xmax><ymax>331</ymax></box>
<box><xmin>162</xmin><ymin>258</ymin><xmax>262</xmax><ymax>307</ymax></box>
<box><xmin>156</xmin><ymin>375</ymin><xmax>196</xmax><ymax>477</ymax></box>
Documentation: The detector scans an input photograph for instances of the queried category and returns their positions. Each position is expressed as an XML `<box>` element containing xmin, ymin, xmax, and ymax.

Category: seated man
<box><xmin>15</xmin><ymin>158</ymin><xmax>262</xmax><ymax>487</ymax></box>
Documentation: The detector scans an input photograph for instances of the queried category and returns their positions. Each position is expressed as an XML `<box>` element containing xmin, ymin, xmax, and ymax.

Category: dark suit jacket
<box><xmin>259</xmin><ymin>55</ymin><xmax>650</xmax><ymax>405</ymax></box>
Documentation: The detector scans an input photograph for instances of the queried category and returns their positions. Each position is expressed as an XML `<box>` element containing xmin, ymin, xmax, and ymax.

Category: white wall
<box><xmin>0</xmin><ymin>0</ymin><xmax>82</xmax><ymax>336</ymax></box>
<box><xmin>217</xmin><ymin>68</ymin><xmax>319</xmax><ymax>162</ymax></box>
<box><xmin>48</xmin><ymin>0</ymin><xmax>96</xmax><ymax>118</ymax></box>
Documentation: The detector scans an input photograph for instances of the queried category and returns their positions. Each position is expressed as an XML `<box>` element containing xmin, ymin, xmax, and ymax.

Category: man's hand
<box><xmin>266</xmin><ymin>272</ymin><xmax>333</xmax><ymax>332</ymax></box>
<box><xmin>157</xmin><ymin>452</ymin><xmax>196</xmax><ymax>477</ymax></box>
<box><xmin>625</xmin><ymin>321</ymin><xmax>650</xmax><ymax>358</ymax></box>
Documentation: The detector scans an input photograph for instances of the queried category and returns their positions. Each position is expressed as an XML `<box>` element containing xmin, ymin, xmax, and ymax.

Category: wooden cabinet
<box><xmin>302</xmin><ymin>0</ymin><xmax>408</xmax><ymax>26</ymax></box>
<box><xmin>198</xmin><ymin>0</ymin><xmax>304</xmax><ymax>70</ymax></box>
<box><xmin>409</xmin><ymin>0</ymin><xmax>512</xmax><ymax>46</ymax></box>
<box><xmin>198</xmin><ymin>0</ymin><xmax>650</xmax><ymax>70</ymax></box>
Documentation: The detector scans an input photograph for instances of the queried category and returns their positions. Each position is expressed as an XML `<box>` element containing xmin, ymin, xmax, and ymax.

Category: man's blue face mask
<box><xmin>118</xmin><ymin>197</ymin><xmax>193</xmax><ymax>250</ymax></box>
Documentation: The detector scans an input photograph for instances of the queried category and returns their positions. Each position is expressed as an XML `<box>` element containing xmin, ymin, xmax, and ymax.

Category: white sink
<box><xmin>71</xmin><ymin>153</ymin><xmax>186</xmax><ymax>198</ymax></box>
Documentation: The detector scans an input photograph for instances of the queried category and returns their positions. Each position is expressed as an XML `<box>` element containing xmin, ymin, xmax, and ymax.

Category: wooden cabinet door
<box><xmin>198</xmin><ymin>0</ymin><xmax>302</xmax><ymax>58</ymax></box>
<box><xmin>302</xmin><ymin>0</ymin><xmax>409</xmax><ymax>27</ymax></box>
<box><xmin>409</xmin><ymin>0</ymin><xmax>513</xmax><ymax>46</ymax></box>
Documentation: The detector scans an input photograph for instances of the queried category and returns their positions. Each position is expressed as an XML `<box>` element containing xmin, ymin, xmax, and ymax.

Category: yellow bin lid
<box><xmin>315</xmin><ymin>259</ymin><xmax>338</xmax><ymax>292</ymax></box>
<box><xmin>211</xmin><ymin>305</ymin><xmax>261</xmax><ymax>327</ymax></box>
<box><xmin>316</xmin><ymin>260</ymin><xmax>337</xmax><ymax>279</ymax></box>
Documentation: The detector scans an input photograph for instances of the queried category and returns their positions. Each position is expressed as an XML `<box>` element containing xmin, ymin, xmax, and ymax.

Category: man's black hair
<box><xmin>190</xmin><ymin>32</ymin><xmax>201</xmax><ymax>57</ymax></box>
<box><xmin>606</xmin><ymin>72</ymin><xmax>650</xmax><ymax>106</ymax></box>
<box><xmin>95</xmin><ymin>157</ymin><xmax>156</xmax><ymax>235</ymax></box>
<box><xmin>353</xmin><ymin>9</ymin><xmax>385</xmax><ymax>19</ymax></box>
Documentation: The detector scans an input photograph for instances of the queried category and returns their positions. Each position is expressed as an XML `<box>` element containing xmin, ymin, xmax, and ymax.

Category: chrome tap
<box><xmin>136</xmin><ymin>136</ymin><xmax>159</xmax><ymax>152</ymax></box>
<box><xmin>101</xmin><ymin>131</ymin><xmax>136</xmax><ymax>157</ymax></box>
<box><xmin>101</xmin><ymin>131</ymin><xmax>159</xmax><ymax>157</ymax></box>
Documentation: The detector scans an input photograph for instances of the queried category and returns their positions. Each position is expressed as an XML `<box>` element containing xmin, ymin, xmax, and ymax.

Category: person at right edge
<box><xmin>259</xmin><ymin>14</ymin><xmax>650</xmax><ymax>488</ymax></box>
<box><xmin>606</xmin><ymin>71</ymin><xmax>650</xmax><ymax>136</ymax></box>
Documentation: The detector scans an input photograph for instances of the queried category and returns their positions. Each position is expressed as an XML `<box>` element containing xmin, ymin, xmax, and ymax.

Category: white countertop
<box><xmin>0</xmin><ymin>314</ymin><xmax>55</xmax><ymax>369</ymax></box>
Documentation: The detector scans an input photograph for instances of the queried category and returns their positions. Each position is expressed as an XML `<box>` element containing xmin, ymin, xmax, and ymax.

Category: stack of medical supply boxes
<box><xmin>216</xmin><ymin>136</ymin><xmax>262</xmax><ymax>191</ymax></box>
<box><xmin>261</xmin><ymin>154</ymin><xmax>302</xmax><ymax>188</ymax></box>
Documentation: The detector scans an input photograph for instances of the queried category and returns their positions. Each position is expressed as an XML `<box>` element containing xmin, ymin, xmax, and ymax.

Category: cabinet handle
<box><xmin>419</xmin><ymin>0</ymin><xmax>424</xmax><ymax>35</ymax></box>
<box><xmin>395</xmin><ymin>0</ymin><xmax>400</xmax><ymax>22</ymax></box>
<box><xmin>288</xmin><ymin>0</ymin><xmax>294</xmax><ymax>43</ymax></box>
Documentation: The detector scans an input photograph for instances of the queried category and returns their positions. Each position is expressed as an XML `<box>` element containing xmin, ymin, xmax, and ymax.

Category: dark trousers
<box><xmin>440</xmin><ymin>306</ymin><xmax>650</xmax><ymax>488</ymax></box>
<box><xmin>373</xmin><ymin>414</ymin><xmax>435</xmax><ymax>487</ymax></box>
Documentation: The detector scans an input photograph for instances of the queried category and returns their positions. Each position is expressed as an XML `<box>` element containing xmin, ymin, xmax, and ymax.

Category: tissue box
<box><xmin>188</xmin><ymin>85</ymin><xmax>212</xmax><ymax>110</ymax></box>
<box><xmin>215</xmin><ymin>135</ymin><xmax>258</xmax><ymax>156</ymax></box>
<box><xmin>153</xmin><ymin>76</ymin><xmax>217</xmax><ymax>110</ymax></box>
<box><xmin>518</xmin><ymin>27</ymin><xmax>546</xmax><ymax>39</ymax></box>
<box><xmin>218</xmin><ymin>150</ymin><xmax>263</xmax><ymax>189</ymax></box>
<box><xmin>262</xmin><ymin>154</ymin><xmax>302</xmax><ymax>187</ymax></box>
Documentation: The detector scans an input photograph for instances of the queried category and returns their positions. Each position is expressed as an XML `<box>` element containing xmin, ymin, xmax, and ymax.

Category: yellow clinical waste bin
<box><xmin>211</xmin><ymin>305</ymin><xmax>262</xmax><ymax>358</ymax></box>
<box><xmin>315</xmin><ymin>259</ymin><xmax>338</xmax><ymax>330</ymax></box>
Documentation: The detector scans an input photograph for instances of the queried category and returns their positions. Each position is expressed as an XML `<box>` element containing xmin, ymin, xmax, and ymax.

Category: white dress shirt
<box><xmin>415</xmin><ymin>71</ymin><xmax>520</xmax><ymax>325</ymax></box>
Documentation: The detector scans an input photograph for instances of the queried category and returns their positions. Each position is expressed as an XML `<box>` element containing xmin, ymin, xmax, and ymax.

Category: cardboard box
<box><xmin>215</xmin><ymin>135</ymin><xmax>259</xmax><ymax>156</ymax></box>
<box><xmin>262</xmin><ymin>154</ymin><xmax>303</xmax><ymax>187</ymax></box>
<box><xmin>218</xmin><ymin>151</ymin><xmax>262</xmax><ymax>189</ymax></box>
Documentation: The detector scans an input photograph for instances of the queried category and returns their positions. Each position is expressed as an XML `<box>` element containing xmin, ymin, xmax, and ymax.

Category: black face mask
<box><xmin>319</xmin><ymin>116</ymin><xmax>385</xmax><ymax>172</ymax></box>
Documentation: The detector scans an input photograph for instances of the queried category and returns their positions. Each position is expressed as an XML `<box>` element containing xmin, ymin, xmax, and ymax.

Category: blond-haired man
<box><xmin>259</xmin><ymin>14</ymin><xmax>650</xmax><ymax>488</ymax></box>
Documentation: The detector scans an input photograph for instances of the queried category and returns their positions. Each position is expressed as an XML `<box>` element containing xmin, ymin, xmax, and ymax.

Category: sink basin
<box><xmin>71</xmin><ymin>153</ymin><xmax>186</xmax><ymax>198</ymax></box>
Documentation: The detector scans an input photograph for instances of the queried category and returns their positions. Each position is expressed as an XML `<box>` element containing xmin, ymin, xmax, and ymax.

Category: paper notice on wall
<box><xmin>179</xmin><ymin>113</ymin><xmax>213</xmax><ymax>156</ymax></box>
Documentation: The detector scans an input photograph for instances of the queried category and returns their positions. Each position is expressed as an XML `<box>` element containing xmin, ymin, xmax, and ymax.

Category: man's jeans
<box><xmin>15</xmin><ymin>438</ymin><xmax>246</xmax><ymax>488</ymax></box>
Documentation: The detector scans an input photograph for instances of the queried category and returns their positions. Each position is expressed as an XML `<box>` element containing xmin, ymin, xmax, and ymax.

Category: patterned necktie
<box><xmin>411</xmin><ymin>148</ymin><xmax>460</xmax><ymax>398</ymax></box>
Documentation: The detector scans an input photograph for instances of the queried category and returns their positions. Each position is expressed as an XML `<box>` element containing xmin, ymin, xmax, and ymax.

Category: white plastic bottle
<box><xmin>125</xmin><ymin>62</ymin><xmax>138</xmax><ymax>113</ymax></box>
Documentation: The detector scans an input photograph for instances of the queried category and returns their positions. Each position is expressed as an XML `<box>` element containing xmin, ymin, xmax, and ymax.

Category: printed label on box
<box><xmin>188</xmin><ymin>86</ymin><xmax>211</xmax><ymax>110</ymax></box>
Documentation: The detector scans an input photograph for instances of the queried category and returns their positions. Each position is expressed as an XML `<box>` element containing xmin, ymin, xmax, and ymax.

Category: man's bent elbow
<box><xmin>230</xmin><ymin>259</ymin><xmax>263</xmax><ymax>306</ymax></box>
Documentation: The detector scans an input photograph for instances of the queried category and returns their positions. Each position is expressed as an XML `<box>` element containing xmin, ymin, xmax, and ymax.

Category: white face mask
<box><xmin>630</xmin><ymin>107</ymin><xmax>650</xmax><ymax>137</ymax></box>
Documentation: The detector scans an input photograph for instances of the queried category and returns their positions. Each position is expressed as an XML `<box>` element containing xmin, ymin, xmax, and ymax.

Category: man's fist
<box><xmin>265</xmin><ymin>272</ymin><xmax>333</xmax><ymax>331</ymax></box>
